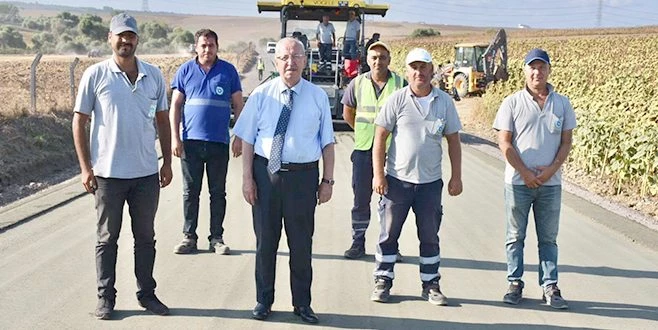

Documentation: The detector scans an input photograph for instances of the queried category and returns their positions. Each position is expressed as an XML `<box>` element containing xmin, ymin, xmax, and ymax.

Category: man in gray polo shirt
<box><xmin>72</xmin><ymin>13</ymin><xmax>172</xmax><ymax>320</ymax></box>
<box><xmin>342</xmin><ymin>9</ymin><xmax>360</xmax><ymax>60</ymax></box>
<box><xmin>493</xmin><ymin>48</ymin><xmax>576</xmax><ymax>309</ymax></box>
<box><xmin>370</xmin><ymin>48</ymin><xmax>463</xmax><ymax>306</ymax></box>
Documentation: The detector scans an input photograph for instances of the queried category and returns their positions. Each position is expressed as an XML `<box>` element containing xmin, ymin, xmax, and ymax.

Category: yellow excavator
<box><xmin>436</xmin><ymin>29</ymin><xmax>508</xmax><ymax>99</ymax></box>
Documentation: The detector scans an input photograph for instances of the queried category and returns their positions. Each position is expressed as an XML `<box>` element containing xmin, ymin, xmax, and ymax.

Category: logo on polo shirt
<box><xmin>215</xmin><ymin>86</ymin><xmax>224</xmax><ymax>95</ymax></box>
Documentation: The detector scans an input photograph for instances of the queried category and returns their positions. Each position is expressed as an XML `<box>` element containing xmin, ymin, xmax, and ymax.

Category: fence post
<box><xmin>30</xmin><ymin>53</ymin><xmax>43</xmax><ymax>113</ymax></box>
<box><xmin>70</xmin><ymin>57</ymin><xmax>80</xmax><ymax>107</ymax></box>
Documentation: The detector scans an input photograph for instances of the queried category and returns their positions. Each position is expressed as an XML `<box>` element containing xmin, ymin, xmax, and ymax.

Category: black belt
<box><xmin>255</xmin><ymin>154</ymin><xmax>318</xmax><ymax>172</ymax></box>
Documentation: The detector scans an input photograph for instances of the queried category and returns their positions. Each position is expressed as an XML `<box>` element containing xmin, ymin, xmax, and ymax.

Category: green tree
<box><xmin>139</xmin><ymin>21</ymin><xmax>169</xmax><ymax>41</ymax></box>
<box><xmin>31</xmin><ymin>31</ymin><xmax>56</xmax><ymax>51</ymax></box>
<box><xmin>169</xmin><ymin>27</ymin><xmax>193</xmax><ymax>47</ymax></box>
<box><xmin>0</xmin><ymin>25</ymin><xmax>26</xmax><ymax>49</ymax></box>
<box><xmin>55</xmin><ymin>12</ymin><xmax>79</xmax><ymax>28</ymax></box>
<box><xmin>78</xmin><ymin>14</ymin><xmax>107</xmax><ymax>40</ymax></box>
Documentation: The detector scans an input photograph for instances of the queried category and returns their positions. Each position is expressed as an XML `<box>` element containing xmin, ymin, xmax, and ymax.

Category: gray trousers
<box><xmin>94</xmin><ymin>174</ymin><xmax>160</xmax><ymax>300</ymax></box>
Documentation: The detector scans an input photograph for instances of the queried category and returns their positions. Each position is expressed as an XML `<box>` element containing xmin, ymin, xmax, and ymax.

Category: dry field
<box><xmin>0</xmin><ymin>48</ymin><xmax>253</xmax><ymax>205</ymax></box>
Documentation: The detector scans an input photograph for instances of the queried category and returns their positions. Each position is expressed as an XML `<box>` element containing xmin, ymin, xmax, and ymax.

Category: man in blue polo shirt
<box><xmin>170</xmin><ymin>28</ymin><xmax>244</xmax><ymax>255</ymax></box>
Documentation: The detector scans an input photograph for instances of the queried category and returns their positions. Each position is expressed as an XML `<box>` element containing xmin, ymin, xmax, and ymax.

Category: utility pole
<box><xmin>142</xmin><ymin>0</ymin><xmax>150</xmax><ymax>12</ymax></box>
<box><xmin>597</xmin><ymin>0</ymin><xmax>602</xmax><ymax>27</ymax></box>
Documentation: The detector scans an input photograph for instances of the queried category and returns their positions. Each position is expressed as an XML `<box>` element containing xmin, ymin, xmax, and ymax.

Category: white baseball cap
<box><xmin>405</xmin><ymin>48</ymin><xmax>432</xmax><ymax>65</ymax></box>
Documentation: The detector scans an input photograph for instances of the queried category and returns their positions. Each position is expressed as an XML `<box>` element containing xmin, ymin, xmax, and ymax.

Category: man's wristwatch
<box><xmin>321</xmin><ymin>178</ymin><xmax>335</xmax><ymax>186</ymax></box>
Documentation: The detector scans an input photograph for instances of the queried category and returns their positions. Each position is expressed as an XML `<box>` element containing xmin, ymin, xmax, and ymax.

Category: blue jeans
<box><xmin>181</xmin><ymin>140</ymin><xmax>229</xmax><ymax>241</ymax></box>
<box><xmin>504</xmin><ymin>184</ymin><xmax>562</xmax><ymax>287</ymax></box>
<box><xmin>94</xmin><ymin>174</ymin><xmax>160</xmax><ymax>300</ymax></box>
<box><xmin>374</xmin><ymin>176</ymin><xmax>443</xmax><ymax>282</ymax></box>
<box><xmin>350</xmin><ymin>149</ymin><xmax>373</xmax><ymax>245</ymax></box>
<box><xmin>342</xmin><ymin>39</ymin><xmax>357</xmax><ymax>60</ymax></box>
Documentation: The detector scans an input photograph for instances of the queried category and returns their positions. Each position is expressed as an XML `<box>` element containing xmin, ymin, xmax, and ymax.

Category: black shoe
<box><xmin>293</xmin><ymin>306</ymin><xmax>319</xmax><ymax>324</ymax></box>
<box><xmin>344</xmin><ymin>243</ymin><xmax>365</xmax><ymax>259</ymax></box>
<box><xmin>94</xmin><ymin>296</ymin><xmax>115</xmax><ymax>320</ymax></box>
<box><xmin>138</xmin><ymin>295</ymin><xmax>170</xmax><ymax>316</ymax></box>
<box><xmin>252</xmin><ymin>303</ymin><xmax>272</xmax><ymax>320</ymax></box>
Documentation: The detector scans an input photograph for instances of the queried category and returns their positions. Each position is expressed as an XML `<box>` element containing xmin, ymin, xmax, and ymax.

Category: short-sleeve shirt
<box><xmin>344</xmin><ymin>20</ymin><xmax>360</xmax><ymax>40</ymax></box>
<box><xmin>233</xmin><ymin>77</ymin><xmax>335</xmax><ymax>163</ymax></box>
<box><xmin>74</xmin><ymin>58</ymin><xmax>168</xmax><ymax>179</ymax></box>
<box><xmin>375</xmin><ymin>86</ymin><xmax>462</xmax><ymax>184</ymax></box>
<box><xmin>316</xmin><ymin>22</ymin><xmax>335</xmax><ymax>44</ymax></box>
<box><xmin>493</xmin><ymin>84</ymin><xmax>577</xmax><ymax>186</ymax></box>
<box><xmin>171</xmin><ymin>57</ymin><xmax>242</xmax><ymax>144</ymax></box>
<box><xmin>341</xmin><ymin>71</ymin><xmax>407</xmax><ymax>108</ymax></box>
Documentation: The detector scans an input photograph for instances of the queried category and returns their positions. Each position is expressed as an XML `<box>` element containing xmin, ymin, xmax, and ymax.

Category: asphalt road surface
<box><xmin>1</xmin><ymin>132</ymin><xmax>657</xmax><ymax>330</ymax></box>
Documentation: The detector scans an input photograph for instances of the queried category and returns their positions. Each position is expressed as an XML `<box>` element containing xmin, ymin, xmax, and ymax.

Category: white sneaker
<box><xmin>209</xmin><ymin>238</ymin><xmax>230</xmax><ymax>255</ymax></box>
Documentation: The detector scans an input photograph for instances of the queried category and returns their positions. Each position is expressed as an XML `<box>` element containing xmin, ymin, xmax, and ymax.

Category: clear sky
<box><xmin>15</xmin><ymin>0</ymin><xmax>658</xmax><ymax>29</ymax></box>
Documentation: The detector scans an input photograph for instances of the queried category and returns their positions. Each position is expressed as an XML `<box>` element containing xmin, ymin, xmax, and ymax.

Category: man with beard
<box><xmin>170</xmin><ymin>29</ymin><xmax>244</xmax><ymax>255</ymax></box>
<box><xmin>72</xmin><ymin>13</ymin><xmax>172</xmax><ymax>320</ymax></box>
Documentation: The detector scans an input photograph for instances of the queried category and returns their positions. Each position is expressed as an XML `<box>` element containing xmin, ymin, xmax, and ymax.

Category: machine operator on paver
<box><xmin>256</xmin><ymin>0</ymin><xmax>389</xmax><ymax>120</ymax></box>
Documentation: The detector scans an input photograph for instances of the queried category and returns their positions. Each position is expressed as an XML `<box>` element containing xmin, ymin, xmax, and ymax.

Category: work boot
<box><xmin>94</xmin><ymin>296</ymin><xmax>115</xmax><ymax>320</ymax></box>
<box><xmin>209</xmin><ymin>237</ymin><xmax>230</xmax><ymax>255</ymax></box>
<box><xmin>173</xmin><ymin>237</ymin><xmax>197</xmax><ymax>254</ymax></box>
<box><xmin>370</xmin><ymin>276</ymin><xmax>393</xmax><ymax>303</ymax></box>
<box><xmin>344</xmin><ymin>243</ymin><xmax>365</xmax><ymax>259</ymax></box>
<box><xmin>503</xmin><ymin>280</ymin><xmax>524</xmax><ymax>305</ymax></box>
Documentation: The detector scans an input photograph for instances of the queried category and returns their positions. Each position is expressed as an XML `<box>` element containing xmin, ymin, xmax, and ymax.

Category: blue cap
<box><xmin>524</xmin><ymin>48</ymin><xmax>550</xmax><ymax>65</ymax></box>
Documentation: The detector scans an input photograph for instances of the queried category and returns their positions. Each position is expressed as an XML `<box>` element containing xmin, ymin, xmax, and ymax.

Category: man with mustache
<box><xmin>72</xmin><ymin>13</ymin><xmax>172</xmax><ymax>320</ymax></box>
<box><xmin>493</xmin><ymin>48</ymin><xmax>576</xmax><ymax>309</ymax></box>
<box><xmin>341</xmin><ymin>41</ymin><xmax>406</xmax><ymax>261</ymax></box>
<box><xmin>170</xmin><ymin>29</ymin><xmax>244</xmax><ymax>256</ymax></box>
<box><xmin>371</xmin><ymin>48</ymin><xmax>463</xmax><ymax>306</ymax></box>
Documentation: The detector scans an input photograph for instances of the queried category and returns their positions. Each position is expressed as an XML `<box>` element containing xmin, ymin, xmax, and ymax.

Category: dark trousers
<box><xmin>94</xmin><ymin>174</ymin><xmax>160</xmax><ymax>300</ymax></box>
<box><xmin>342</xmin><ymin>39</ymin><xmax>357</xmax><ymax>60</ymax></box>
<box><xmin>181</xmin><ymin>140</ymin><xmax>229</xmax><ymax>241</ymax></box>
<box><xmin>252</xmin><ymin>155</ymin><xmax>318</xmax><ymax>307</ymax></box>
<box><xmin>350</xmin><ymin>149</ymin><xmax>374</xmax><ymax>245</ymax></box>
<box><xmin>319</xmin><ymin>43</ymin><xmax>332</xmax><ymax>63</ymax></box>
<box><xmin>374</xmin><ymin>176</ymin><xmax>443</xmax><ymax>282</ymax></box>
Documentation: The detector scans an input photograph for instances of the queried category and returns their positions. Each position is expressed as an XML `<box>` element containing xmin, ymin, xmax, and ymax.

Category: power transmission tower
<box><xmin>142</xmin><ymin>0</ymin><xmax>150</xmax><ymax>12</ymax></box>
<box><xmin>597</xmin><ymin>0</ymin><xmax>602</xmax><ymax>27</ymax></box>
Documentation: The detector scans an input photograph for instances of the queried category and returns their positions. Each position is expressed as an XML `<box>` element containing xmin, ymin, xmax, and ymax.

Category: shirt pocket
<box><xmin>147</xmin><ymin>98</ymin><xmax>157</xmax><ymax>119</ymax></box>
<box><xmin>548</xmin><ymin>112</ymin><xmax>563</xmax><ymax>134</ymax></box>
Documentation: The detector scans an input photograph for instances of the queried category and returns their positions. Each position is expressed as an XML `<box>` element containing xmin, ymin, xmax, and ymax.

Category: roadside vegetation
<box><xmin>0</xmin><ymin>4</ymin><xmax>195</xmax><ymax>55</ymax></box>
<box><xmin>389</xmin><ymin>27</ymin><xmax>658</xmax><ymax>218</ymax></box>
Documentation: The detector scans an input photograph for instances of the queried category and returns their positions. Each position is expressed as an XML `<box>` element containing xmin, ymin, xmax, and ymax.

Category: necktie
<box><xmin>268</xmin><ymin>88</ymin><xmax>294</xmax><ymax>174</ymax></box>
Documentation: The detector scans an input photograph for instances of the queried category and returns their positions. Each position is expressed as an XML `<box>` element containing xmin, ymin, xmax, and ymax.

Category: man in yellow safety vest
<box><xmin>341</xmin><ymin>41</ymin><xmax>406</xmax><ymax>260</ymax></box>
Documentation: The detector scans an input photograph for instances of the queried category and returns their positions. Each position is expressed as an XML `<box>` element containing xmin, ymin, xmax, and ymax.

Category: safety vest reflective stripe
<box><xmin>353</xmin><ymin>72</ymin><xmax>404</xmax><ymax>150</ymax></box>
